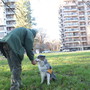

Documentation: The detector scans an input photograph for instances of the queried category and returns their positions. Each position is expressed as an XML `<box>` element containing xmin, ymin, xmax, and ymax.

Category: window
<box><xmin>81</xmin><ymin>32</ymin><xmax>86</xmax><ymax>35</ymax></box>
<box><xmin>78</xmin><ymin>7</ymin><xmax>84</xmax><ymax>10</ymax></box>
<box><xmin>80</xmin><ymin>27</ymin><xmax>86</xmax><ymax>30</ymax></box>
<box><xmin>78</xmin><ymin>2</ymin><xmax>83</xmax><ymax>5</ymax></box>
<box><xmin>0</xmin><ymin>27</ymin><xmax>4</xmax><ymax>31</ymax></box>
<box><xmin>88</xmin><ymin>17</ymin><xmax>90</xmax><ymax>20</ymax></box>
<box><xmin>73</xmin><ymin>32</ymin><xmax>79</xmax><ymax>36</ymax></box>
<box><xmin>79</xmin><ymin>11</ymin><xmax>85</xmax><ymax>15</ymax></box>
<box><xmin>79</xmin><ymin>17</ymin><xmax>85</xmax><ymax>20</ymax></box>
<box><xmin>71</xmin><ymin>6</ymin><xmax>76</xmax><ymax>9</ymax></box>
<box><xmin>7</xmin><ymin>27</ymin><xmax>14</xmax><ymax>31</ymax></box>
<box><xmin>87</xmin><ymin>6</ymin><xmax>90</xmax><ymax>10</ymax></box>
<box><xmin>83</xmin><ymin>42</ymin><xmax>87</xmax><ymax>46</ymax></box>
<box><xmin>80</xmin><ymin>22</ymin><xmax>86</xmax><ymax>25</ymax></box>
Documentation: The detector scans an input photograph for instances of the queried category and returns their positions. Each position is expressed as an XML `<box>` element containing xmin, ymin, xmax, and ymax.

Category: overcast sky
<box><xmin>30</xmin><ymin>0</ymin><xmax>62</xmax><ymax>40</ymax></box>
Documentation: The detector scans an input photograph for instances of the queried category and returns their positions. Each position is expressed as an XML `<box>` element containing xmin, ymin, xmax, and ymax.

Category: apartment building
<box><xmin>5</xmin><ymin>0</ymin><xmax>16</xmax><ymax>33</ymax></box>
<box><xmin>0</xmin><ymin>0</ymin><xmax>16</xmax><ymax>38</ymax></box>
<box><xmin>0</xmin><ymin>0</ymin><xmax>7</xmax><ymax>39</ymax></box>
<box><xmin>59</xmin><ymin>0</ymin><xmax>90</xmax><ymax>51</ymax></box>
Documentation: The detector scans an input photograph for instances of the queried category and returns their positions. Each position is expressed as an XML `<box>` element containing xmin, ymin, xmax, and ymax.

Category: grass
<box><xmin>0</xmin><ymin>51</ymin><xmax>90</xmax><ymax>90</ymax></box>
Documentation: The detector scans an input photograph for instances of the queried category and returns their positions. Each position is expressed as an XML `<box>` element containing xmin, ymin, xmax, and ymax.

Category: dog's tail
<box><xmin>51</xmin><ymin>73</ymin><xmax>57</xmax><ymax>81</ymax></box>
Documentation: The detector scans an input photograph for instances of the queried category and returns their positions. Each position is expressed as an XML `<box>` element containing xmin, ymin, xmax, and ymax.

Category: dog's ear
<box><xmin>37</xmin><ymin>55</ymin><xmax>45</xmax><ymax>60</ymax></box>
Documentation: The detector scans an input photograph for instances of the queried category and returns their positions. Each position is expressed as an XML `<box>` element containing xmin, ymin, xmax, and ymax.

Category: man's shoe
<box><xmin>10</xmin><ymin>82</ymin><xmax>20</xmax><ymax>90</ymax></box>
<box><xmin>10</xmin><ymin>85</ymin><xmax>20</xmax><ymax>90</ymax></box>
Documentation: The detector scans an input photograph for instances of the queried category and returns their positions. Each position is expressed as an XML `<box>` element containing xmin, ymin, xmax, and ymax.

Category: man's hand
<box><xmin>31</xmin><ymin>60</ymin><xmax>37</xmax><ymax>65</ymax></box>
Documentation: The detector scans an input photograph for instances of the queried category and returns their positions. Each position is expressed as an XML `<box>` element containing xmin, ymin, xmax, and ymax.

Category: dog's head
<box><xmin>35</xmin><ymin>55</ymin><xmax>45</xmax><ymax>62</ymax></box>
<box><xmin>35</xmin><ymin>55</ymin><xmax>47</xmax><ymax>66</ymax></box>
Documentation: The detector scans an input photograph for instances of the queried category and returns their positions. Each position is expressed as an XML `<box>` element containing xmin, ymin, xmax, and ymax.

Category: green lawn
<box><xmin>0</xmin><ymin>51</ymin><xmax>90</xmax><ymax>90</ymax></box>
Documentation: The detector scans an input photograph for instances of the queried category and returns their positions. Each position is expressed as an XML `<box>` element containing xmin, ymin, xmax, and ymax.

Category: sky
<box><xmin>30</xmin><ymin>0</ymin><xmax>63</xmax><ymax>40</ymax></box>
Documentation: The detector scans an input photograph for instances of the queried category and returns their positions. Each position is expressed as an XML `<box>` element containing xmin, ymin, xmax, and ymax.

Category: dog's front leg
<box><xmin>41</xmin><ymin>73</ymin><xmax>45</xmax><ymax>84</ymax></box>
<box><xmin>46</xmin><ymin>73</ymin><xmax>50</xmax><ymax>85</ymax></box>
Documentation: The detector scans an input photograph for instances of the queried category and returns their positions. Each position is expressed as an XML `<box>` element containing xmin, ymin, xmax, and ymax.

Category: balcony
<box><xmin>81</xmin><ymin>40</ymin><xmax>87</xmax><ymax>42</ymax></box>
<box><xmin>65</xmin><ymin>40</ymin><xmax>81</xmax><ymax>43</ymax></box>
<box><xmin>79</xmin><ymin>14</ymin><xmax>85</xmax><ymax>16</ymax></box>
<box><xmin>80</xmin><ymin>24</ymin><xmax>86</xmax><ymax>26</ymax></box>
<box><xmin>80</xmin><ymin>22</ymin><xmax>86</xmax><ymax>26</ymax></box>
<box><xmin>4</xmin><ymin>0</ymin><xmax>16</xmax><ymax>2</ymax></box>
<box><xmin>6</xmin><ymin>23</ymin><xmax>15</xmax><ymax>27</ymax></box>
<box><xmin>64</xmin><ymin>23</ymin><xmax>79</xmax><ymax>27</ymax></box>
<box><xmin>63</xmin><ymin>3</ymin><xmax>76</xmax><ymax>6</ymax></box>
<box><xmin>64</xmin><ymin>13</ymin><xmax>78</xmax><ymax>16</ymax></box>
<box><xmin>5</xmin><ymin>5</ymin><xmax>15</xmax><ymax>8</ymax></box>
<box><xmin>78</xmin><ymin>4</ymin><xmax>84</xmax><ymax>6</ymax></box>
<box><xmin>64</xmin><ymin>18</ymin><xmax>78</xmax><ymax>22</ymax></box>
<box><xmin>65</xmin><ymin>34</ymin><xmax>80</xmax><ymax>38</ymax></box>
<box><xmin>65</xmin><ymin>29</ymin><xmax>79</xmax><ymax>32</ymax></box>
<box><xmin>87</xmin><ymin>8</ymin><xmax>90</xmax><ymax>11</ymax></box>
<box><xmin>80</xmin><ymin>34</ymin><xmax>87</xmax><ymax>37</ymax></box>
<box><xmin>6</xmin><ymin>17</ymin><xmax>16</xmax><ymax>21</ymax></box>
<box><xmin>87</xmin><ymin>13</ymin><xmax>90</xmax><ymax>16</ymax></box>
<box><xmin>78</xmin><ymin>7</ymin><xmax>85</xmax><ymax>11</ymax></box>
<box><xmin>88</xmin><ymin>18</ymin><xmax>90</xmax><ymax>21</ymax></box>
<box><xmin>66</xmin><ymin>45</ymin><xmax>81</xmax><ymax>48</ymax></box>
<box><xmin>6</xmin><ymin>11</ymin><xmax>14</xmax><ymax>15</ymax></box>
<box><xmin>80</xmin><ymin>29</ymin><xmax>86</xmax><ymax>32</ymax></box>
<box><xmin>79</xmin><ymin>18</ymin><xmax>85</xmax><ymax>21</ymax></box>
<box><xmin>0</xmin><ymin>31</ymin><xmax>7</xmax><ymax>39</ymax></box>
<box><xmin>64</xmin><ymin>8</ymin><xmax>77</xmax><ymax>11</ymax></box>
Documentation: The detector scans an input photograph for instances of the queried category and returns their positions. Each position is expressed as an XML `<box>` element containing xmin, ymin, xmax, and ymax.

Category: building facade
<box><xmin>59</xmin><ymin>0</ymin><xmax>90</xmax><ymax>51</ymax></box>
<box><xmin>0</xmin><ymin>0</ymin><xmax>7</xmax><ymax>39</ymax></box>
<box><xmin>0</xmin><ymin>0</ymin><xmax>16</xmax><ymax>39</ymax></box>
<box><xmin>5</xmin><ymin>0</ymin><xmax>16</xmax><ymax>33</ymax></box>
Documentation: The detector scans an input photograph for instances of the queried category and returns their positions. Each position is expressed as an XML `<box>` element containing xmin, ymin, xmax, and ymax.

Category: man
<box><xmin>0</xmin><ymin>27</ymin><xmax>37</xmax><ymax>90</ymax></box>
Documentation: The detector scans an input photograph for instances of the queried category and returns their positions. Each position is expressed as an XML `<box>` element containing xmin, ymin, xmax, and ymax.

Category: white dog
<box><xmin>35</xmin><ymin>55</ymin><xmax>56</xmax><ymax>85</ymax></box>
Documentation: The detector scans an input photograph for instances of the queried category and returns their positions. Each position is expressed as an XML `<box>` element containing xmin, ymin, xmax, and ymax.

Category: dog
<box><xmin>35</xmin><ymin>55</ymin><xmax>56</xmax><ymax>85</ymax></box>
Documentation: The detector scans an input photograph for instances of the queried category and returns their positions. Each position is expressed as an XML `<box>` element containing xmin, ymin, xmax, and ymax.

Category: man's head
<box><xmin>31</xmin><ymin>29</ymin><xmax>38</xmax><ymax>38</ymax></box>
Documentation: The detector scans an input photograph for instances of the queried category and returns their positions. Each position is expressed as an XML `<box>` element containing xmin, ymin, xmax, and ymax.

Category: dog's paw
<box><xmin>41</xmin><ymin>81</ymin><xmax>44</xmax><ymax>84</ymax></box>
<box><xmin>47</xmin><ymin>83</ymin><xmax>50</xmax><ymax>85</ymax></box>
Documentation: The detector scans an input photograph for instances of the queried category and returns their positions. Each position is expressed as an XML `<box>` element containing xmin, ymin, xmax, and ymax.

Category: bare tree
<box><xmin>45</xmin><ymin>40</ymin><xmax>60</xmax><ymax>51</ymax></box>
<box><xmin>34</xmin><ymin>29</ymin><xmax>47</xmax><ymax>53</ymax></box>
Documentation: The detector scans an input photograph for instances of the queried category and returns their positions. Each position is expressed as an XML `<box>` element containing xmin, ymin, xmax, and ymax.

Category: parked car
<box><xmin>62</xmin><ymin>49</ymin><xmax>70</xmax><ymax>52</ymax></box>
<box><xmin>42</xmin><ymin>50</ymin><xmax>51</xmax><ymax>53</ymax></box>
<box><xmin>71</xmin><ymin>49</ymin><xmax>77</xmax><ymax>52</ymax></box>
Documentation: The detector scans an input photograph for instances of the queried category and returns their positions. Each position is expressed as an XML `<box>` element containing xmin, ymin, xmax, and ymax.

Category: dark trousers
<box><xmin>3</xmin><ymin>44</ymin><xmax>22</xmax><ymax>88</ymax></box>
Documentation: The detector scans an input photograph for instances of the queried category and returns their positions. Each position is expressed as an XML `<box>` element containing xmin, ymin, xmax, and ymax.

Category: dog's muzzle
<box><xmin>35</xmin><ymin>58</ymin><xmax>40</xmax><ymax>62</ymax></box>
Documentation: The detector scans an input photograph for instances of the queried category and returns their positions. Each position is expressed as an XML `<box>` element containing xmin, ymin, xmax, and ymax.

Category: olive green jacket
<box><xmin>0</xmin><ymin>27</ymin><xmax>35</xmax><ymax>61</ymax></box>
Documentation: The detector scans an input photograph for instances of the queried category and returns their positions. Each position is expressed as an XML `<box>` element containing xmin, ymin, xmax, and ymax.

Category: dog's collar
<box><xmin>47</xmin><ymin>69</ymin><xmax>53</xmax><ymax>74</ymax></box>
